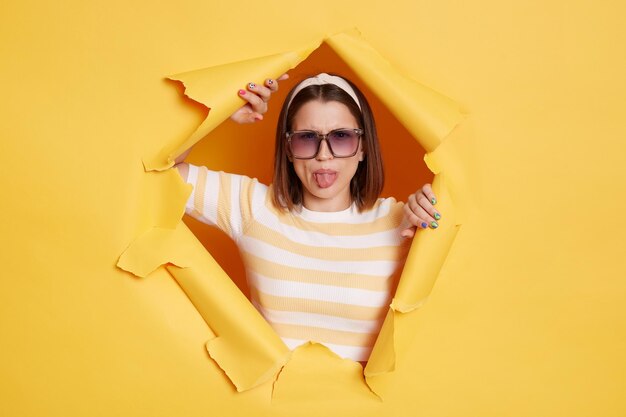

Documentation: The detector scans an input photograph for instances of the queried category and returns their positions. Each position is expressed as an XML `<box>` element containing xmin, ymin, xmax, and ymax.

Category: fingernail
<box><xmin>430</xmin><ymin>221</ymin><xmax>438</xmax><ymax>229</ymax></box>
<box><xmin>421</xmin><ymin>222</ymin><xmax>428</xmax><ymax>229</ymax></box>
<box><xmin>267</xmin><ymin>79</ymin><xmax>274</xmax><ymax>85</ymax></box>
<box><xmin>248</xmin><ymin>82</ymin><xmax>256</xmax><ymax>89</ymax></box>
<box><xmin>431</xmin><ymin>197</ymin><xmax>437</xmax><ymax>205</ymax></box>
<box><xmin>434</xmin><ymin>212</ymin><xmax>441</xmax><ymax>220</ymax></box>
<box><xmin>254</xmin><ymin>114</ymin><xmax>264</xmax><ymax>121</ymax></box>
<box><xmin>238</xmin><ymin>89</ymin><xmax>246</xmax><ymax>95</ymax></box>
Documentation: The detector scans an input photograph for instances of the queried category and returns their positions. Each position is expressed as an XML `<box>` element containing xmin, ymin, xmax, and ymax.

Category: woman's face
<box><xmin>290</xmin><ymin>99</ymin><xmax>364</xmax><ymax>212</ymax></box>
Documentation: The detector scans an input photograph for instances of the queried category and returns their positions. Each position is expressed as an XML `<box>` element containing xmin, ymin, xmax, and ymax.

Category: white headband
<box><xmin>286</xmin><ymin>73</ymin><xmax>362</xmax><ymax>111</ymax></box>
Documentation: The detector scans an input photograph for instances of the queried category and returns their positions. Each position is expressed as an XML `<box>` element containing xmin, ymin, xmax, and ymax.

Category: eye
<box><xmin>330</xmin><ymin>129</ymin><xmax>355</xmax><ymax>140</ymax></box>
<box><xmin>294</xmin><ymin>131</ymin><xmax>317</xmax><ymax>141</ymax></box>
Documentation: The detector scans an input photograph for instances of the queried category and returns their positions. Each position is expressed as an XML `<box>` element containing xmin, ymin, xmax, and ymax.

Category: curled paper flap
<box><xmin>391</xmin><ymin>174</ymin><xmax>460</xmax><ymax>313</ymax></box>
<box><xmin>117</xmin><ymin>224</ymin><xmax>192</xmax><ymax>277</ymax></box>
<box><xmin>166</xmin><ymin>250</ymin><xmax>291</xmax><ymax>391</ymax></box>
<box><xmin>325</xmin><ymin>31</ymin><xmax>466</xmax><ymax>152</ymax></box>
<box><xmin>364</xmin><ymin>173</ymin><xmax>461</xmax><ymax>392</ymax></box>
<box><xmin>143</xmin><ymin>41</ymin><xmax>320</xmax><ymax>171</ymax></box>
<box><xmin>118</xmin><ymin>173</ymin><xmax>291</xmax><ymax>391</ymax></box>
<box><xmin>423</xmin><ymin>123</ymin><xmax>475</xmax><ymax>225</ymax></box>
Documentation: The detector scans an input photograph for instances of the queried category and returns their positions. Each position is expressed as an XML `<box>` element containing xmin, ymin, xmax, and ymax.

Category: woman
<box><xmin>175</xmin><ymin>73</ymin><xmax>441</xmax><ymax>362</ymax></box>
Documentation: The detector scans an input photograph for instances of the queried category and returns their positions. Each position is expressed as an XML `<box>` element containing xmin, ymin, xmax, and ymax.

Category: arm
<box><xmin>401</xmin><ymin>183</ymin><xmax>441</xmax><ymax>238</ymax></box>
<box><xmin>174</xmin><ymin>74</ymin><xmax>289</xmax><ymax>177</ymax></box>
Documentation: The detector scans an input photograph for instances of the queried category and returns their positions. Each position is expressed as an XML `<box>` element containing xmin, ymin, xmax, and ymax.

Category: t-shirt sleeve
<box><xmin>184</xmin><ymin>164</ymin><xmax>263</xmax><ymax>240</ymax></box>
<box><xmin>392</xmin><ymin>200</ymin><xmax>411</xmax><ymax>231</ymax></box>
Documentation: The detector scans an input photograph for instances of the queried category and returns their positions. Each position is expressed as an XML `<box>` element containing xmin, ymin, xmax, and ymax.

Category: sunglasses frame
<box><xmin>286</xmin><ymin>128</ymin><xmax>364</xmax><ymax>160</ymax></box>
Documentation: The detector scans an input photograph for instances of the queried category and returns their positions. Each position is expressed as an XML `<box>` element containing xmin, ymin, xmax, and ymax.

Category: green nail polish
<box><xmin>434</xmin><ymin>212</ymin><xmax>441</xmax><ymax>220</ymax></box>
<box><xmin>431</xmin><ymin>197</ymin><xmax>437</xmax><ymax>205</ymax></box>
<box><xmin>430</xmin><ymin>221</ymin><xmax>438</xmax><ymax>229</ymax></box>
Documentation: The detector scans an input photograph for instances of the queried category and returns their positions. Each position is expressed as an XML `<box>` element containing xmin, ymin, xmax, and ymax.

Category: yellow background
<box><xmin>2</xmin><ymin>1</ymin><xmax>625</xmax><ymax>416</ymax></box>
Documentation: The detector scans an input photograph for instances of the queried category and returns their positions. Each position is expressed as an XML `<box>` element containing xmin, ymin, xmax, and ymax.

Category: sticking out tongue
<box><xmin>314</xmin><ymin>171</ymin><xmax>337</xmax><ymax>188</ymax></box>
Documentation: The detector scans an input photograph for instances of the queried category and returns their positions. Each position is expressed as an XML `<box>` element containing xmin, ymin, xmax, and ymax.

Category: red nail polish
<box><xmin>238</xmin><ymin>89</ymin><xmax>246</xmax><ymax>95</ymax></box>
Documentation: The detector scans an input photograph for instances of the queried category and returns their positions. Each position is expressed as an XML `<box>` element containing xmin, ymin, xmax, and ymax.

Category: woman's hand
<box><xmin>401</xmin><ymin>183</ymin><xmax>441</xmax><ymax>238</ymax></box>
<box><xmin>230</xmin><ymin>74</ymin><xmax>289</xmax><ymax>124</ymax></box>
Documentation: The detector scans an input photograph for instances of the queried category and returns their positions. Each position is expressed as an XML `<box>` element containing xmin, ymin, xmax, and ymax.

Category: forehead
<box><xmin>291</xmin><ymin>100</ymin><xmax>359</xmax><ymax>131</ymax></box>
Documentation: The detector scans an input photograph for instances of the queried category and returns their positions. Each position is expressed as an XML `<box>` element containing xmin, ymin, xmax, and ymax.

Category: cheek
<box><xmin>292</xmin><ymin>161</ymin><xmax>307</xmax><ymax>182</ymax></box>
<box><xmin>344</xmin><ymin>158</ymin><xmax>362</xmax><ymax>178</ymax></box>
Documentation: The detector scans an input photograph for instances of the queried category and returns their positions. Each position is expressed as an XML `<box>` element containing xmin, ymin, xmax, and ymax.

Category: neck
<box><xmin>302</xmin><ymin>194</ymin><xmax>352</xmax><ymax>212</ymax></box>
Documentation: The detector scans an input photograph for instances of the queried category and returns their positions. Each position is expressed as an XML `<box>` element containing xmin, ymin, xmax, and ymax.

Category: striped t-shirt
<box><xmin>184</xmin><ymin>164</ymin><xmax>409</xmax><ymax>361</ymax></box>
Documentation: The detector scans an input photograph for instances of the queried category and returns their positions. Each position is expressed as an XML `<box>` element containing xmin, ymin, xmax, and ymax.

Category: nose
<box><xmin>316</xmin><ymin>138</ymin><xmax>334</xmax><ymax>160</ymax></box>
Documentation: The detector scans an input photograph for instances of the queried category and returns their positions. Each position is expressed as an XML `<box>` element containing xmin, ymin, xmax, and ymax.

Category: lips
<box><xmin>313</xmin><ymin>169</ymin><xmax>337</xmax><ymax>188</ymax></box>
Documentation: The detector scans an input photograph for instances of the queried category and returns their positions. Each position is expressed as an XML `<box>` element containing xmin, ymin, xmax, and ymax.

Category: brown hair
<box><xmin>272</xmin><ymin>75</ymin><xmax>384</xmax><ymax>212</ymax></box>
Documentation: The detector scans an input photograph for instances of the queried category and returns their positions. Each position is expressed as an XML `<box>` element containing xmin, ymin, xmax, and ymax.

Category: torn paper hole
<box><xmin>118</xmin><ymin>29</ymin><xmax>468</xmax><ymax>398</ymax></box>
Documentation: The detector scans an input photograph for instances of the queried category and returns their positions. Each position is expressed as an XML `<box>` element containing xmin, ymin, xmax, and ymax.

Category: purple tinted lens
<box><xmin>291</xmin><ymin>132</ymin><xmax>319</xmax><ymax>158</ymax></box>
<box><xmin>327</xmin><ymin>130</ymin><xmax>359</xmax><ymax>156</ymax></box>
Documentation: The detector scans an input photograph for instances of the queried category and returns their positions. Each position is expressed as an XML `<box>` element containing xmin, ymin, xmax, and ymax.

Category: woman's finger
<box><xmin>248</xmin><ymin>82</ymin><xmax>272</xmax><ymax>102</ymax></box>
<box><xmin>265</xmin><ymin>73</ymin><xmax>289</xmax><ymax>92</ymax></box>
<box><xmin>401</xmin><ymin>226</ymin><xmax>416</xmax><ymax>238</ymax></box>
<box><xmin>404</xmin><ymin>202</ymin><xmax>434</xmax><ymax>230</ymax></box>
<box><xmin>409</xmin><ymin>194</ymin><xmax>435</xmax><ymax>221</ymax></box>
<box><xmin>238</xmin><ymin>88</ymin><xmax>267</xmax><ymax>115</ymax></box>
<box><xmin>408</xmin><ymin>194</ymin><xmax>439</xmax><ymax>229</ymax></box>
<box><xmin>416</xmin><ymin>193</ymin><xmax>441</xmax><ymax>221</ymax></box>
<box><xmin>422</xmin><ymin>183</ymin><xmax>437</xmax><ymax>205</ymax></box>
<box><xmin>265</xmin><ymin>78</ymin><xmax>278</xmax><ymax>92</ymax></box>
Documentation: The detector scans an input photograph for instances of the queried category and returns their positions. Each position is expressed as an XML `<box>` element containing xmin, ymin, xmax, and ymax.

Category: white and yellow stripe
<box><xmin>185</xmin><ymin>165</ymin><xmax>408</xmax><ymax>362</ymax></box>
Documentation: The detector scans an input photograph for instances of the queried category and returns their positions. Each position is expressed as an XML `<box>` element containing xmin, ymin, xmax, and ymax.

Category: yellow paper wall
<box><xmin>2</xmin><ymin>1</ymin><xmax>625</xmax><ymax>416</ymax></box>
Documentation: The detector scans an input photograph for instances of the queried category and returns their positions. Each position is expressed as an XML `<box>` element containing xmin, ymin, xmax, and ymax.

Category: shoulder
<box><xmin>185</xmin><ymin>163</ymin><xmax>270</xmax><ymax>190</ymax></box>
<box><xmin>355</xmin><ymin>197</ymin><xmax>406</xmax><ymax>230</ymax></box>
<box><xmin>369</xmin><ymin>197</ymin><xmax>405</xmax><ymax>218</ymax></box>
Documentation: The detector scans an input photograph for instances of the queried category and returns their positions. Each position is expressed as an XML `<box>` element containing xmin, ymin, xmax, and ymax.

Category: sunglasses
<box><xmin>286</xmin><ymin>128</ymin><xmax>364</xmax><ymax>159</ymax></box>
